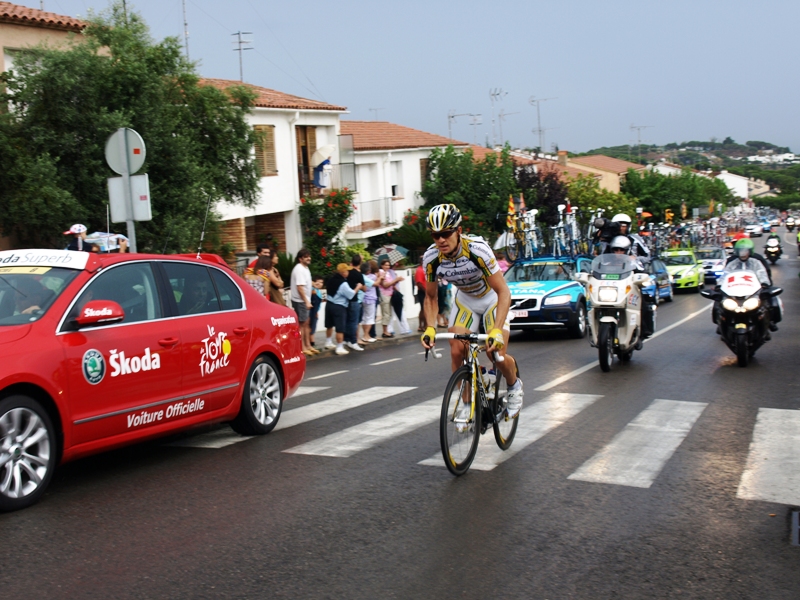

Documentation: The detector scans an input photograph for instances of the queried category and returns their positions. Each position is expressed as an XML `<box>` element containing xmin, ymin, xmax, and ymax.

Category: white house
<box><xmin>338</xmin><ymin>121</ymin><xmax>468</xmax><ymax>242</ymax></box>
<box><xmin>715</xmin><ymin>170</ymin><xmax>749</xmax><ymax>199</ymax></box>
<box><xmin>206</xmin><ymin>78</ymin><xmax>348</xmax><ymax>258</ymax></box>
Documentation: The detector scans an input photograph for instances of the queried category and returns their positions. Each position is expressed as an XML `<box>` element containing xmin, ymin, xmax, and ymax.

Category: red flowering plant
<box><xmin>298</xmin><ymin>188</ymin><xmax>356</xmax><ymax>276</ymax></box>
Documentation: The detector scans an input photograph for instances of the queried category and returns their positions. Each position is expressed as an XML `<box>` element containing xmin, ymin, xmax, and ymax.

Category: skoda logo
<box><xmin>82</xmin><ymin>349</ymin><xmax>106</xmax><ymax>385</ymax></box>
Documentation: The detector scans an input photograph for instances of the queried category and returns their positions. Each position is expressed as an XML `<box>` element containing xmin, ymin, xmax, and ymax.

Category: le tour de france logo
<box><xmin>82</xmin><ymin>349</ymin><xmax>106</xmax><ymax>385</ymax></box>
<box><xmin>200</xmin><ymin>324</ymin><xmax>232</xmax><ymax>377</ymax></box>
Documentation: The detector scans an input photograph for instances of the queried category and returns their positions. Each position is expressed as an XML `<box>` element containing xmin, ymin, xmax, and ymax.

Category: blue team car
<box><xmin>504</xmin><ymin>256</ymin><xmax>590</xmax><ymax>338</ymax></box>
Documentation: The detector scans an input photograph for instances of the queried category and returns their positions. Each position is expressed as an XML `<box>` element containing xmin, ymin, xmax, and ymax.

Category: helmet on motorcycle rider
<box><xmin>611</xmin><ymin>213</ymin><xmax>632</xmax><ymax>224</ymax></box>
<box><xmin>426</xmin><ymin>203</ymin><xmax>462</xmax><ymax>232</ymax></box>
<box><xmin>610</xmin><ymin>235</ymin><xmax>632</xmax><ymax>253</ymax></box>
<box><xmin>734</xmin><ymin>237</ymin><xmax>754</xmax><ymax>260</ymax></box>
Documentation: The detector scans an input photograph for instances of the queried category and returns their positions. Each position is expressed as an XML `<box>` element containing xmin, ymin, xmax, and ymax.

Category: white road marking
<box><xmin>169</xmin><ymin>428</ymin><xmax>248</xmax><ymax>449</ymax></box>
<box><xmin>275</xmin><ymin>386</ymin><xmax>416</xmax><ymax>431</ymax></box>
<box><xmin>292</xmin><ymin>386</ymin><xmax>330</xmax><ymax>398</ymax></box>
<box><xmin>535</xmin><ymin>304</ymin><xmax>712</xmax><ymax>391</ymax></box>
<box><xmin>306</xmin><ymin>370</ymin><xmax>349</xmax><ymax>380</ymax></box>
<box><xmin>737</xmin><ymin>408</ymin><xmax>800</xmax><ymax>505</ymax></box>
<box><xmin>419</xmin><ymin>393</ymin><xmax>603</xmax><ymax>470</ymax></box>
<box><xmin>370</xmin><ymin>358</ymin><xmax>403</xmax><ymax>366</ymax></box>
<box><xmin>284</xmin><ymin>398</ymin><xmax>440</xmax><ymax>457</ymax></box>
<box><xmin>568</xmin><ymin>399</ymin><xmax>707</xmax><ymax>488</ymax></box>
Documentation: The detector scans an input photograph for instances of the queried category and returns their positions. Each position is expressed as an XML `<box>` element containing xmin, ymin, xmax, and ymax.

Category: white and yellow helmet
<box><xmin>426</xmin><ymin>203</ymin><xmax>462</xmax><ymax>232</ymax></box>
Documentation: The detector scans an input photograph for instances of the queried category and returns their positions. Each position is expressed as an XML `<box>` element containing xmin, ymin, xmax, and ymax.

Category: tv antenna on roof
<box><xmin>369</xmin><ymin>108</ymin><xmax>386</xmax><ymax>120</ymax></box>
<box><xmin>489</xmin><ymin>88</ymin><xmax>507</xmax><ymax>147</ymax></box>
<box><xmin>468</xmin><ymin>114</ymin><xmax>483</xmax><ymax>145</ymax></box>
<box><xmin>447</xmin><ymin>110</ymin><xmax>474</xmax><ymax>140</ymax></box>
<box><xmin>630</xmin><ymin>124</ymin><xmax>653</xmax><ymax>163</ymax></box>
<box><xmin>232</xmin><ymin>32</ymin><xmax>253</xmax><ymax>82</ymax></box>
<box><xmin>497</xmin><ymin>109</ymin><xmax>519</xmax><ymax>146</ymax></box>
<box><xmin>182</xmin><ymin>0</ymin><xmax>190</xmax><ymax>58</ymax></box>
<box><xmin>529</xmin><ymin>96</ymin><xmax>556</xmax><ymax>153</ymax></box>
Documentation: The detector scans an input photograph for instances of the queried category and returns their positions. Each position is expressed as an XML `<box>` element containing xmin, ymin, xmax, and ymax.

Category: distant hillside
<box><xmin>580</xmin><ymin>138</ymin><xmax>793</xmax><ymax>170</ymax></box>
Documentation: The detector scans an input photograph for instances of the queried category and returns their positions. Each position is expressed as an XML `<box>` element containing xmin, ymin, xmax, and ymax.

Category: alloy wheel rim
<box><xmin>249</xmin><ymin>363</ymin><xmax>281</xmax><ymax>425</ymax></box>
<box><xmin>0</xmin><ymin>407</ymin><xmax>51</xmax><ymax>499</ymax></box>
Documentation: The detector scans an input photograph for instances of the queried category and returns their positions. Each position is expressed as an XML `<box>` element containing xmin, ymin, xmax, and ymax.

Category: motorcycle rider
<box><xmin>763</xmin><ymin>231</ymin><xmax>783</xmax><ymax>256</ymax></box>
<box><xmin>596</xmin><ymin>214</ymin><xmax>651</xmax><ymax>258</ymax></box>
<box><xmin>718</xmin><ymin>238</ymin><xmax>779</xmax><ymax>334</ymax></box>
<box><xmin>608</xmin><ymin>235</ymin><xmax>655</xmax><ymax>339</ymax></box>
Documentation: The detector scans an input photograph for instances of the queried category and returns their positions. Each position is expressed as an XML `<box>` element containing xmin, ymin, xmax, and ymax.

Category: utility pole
<box><xmin>489</xmin><ymin>88</ymin><xmax>507</xmax><ymax>148</ymax></box>
<box><xmin>447</xmin><ymin>110</ymin><xmax>473</xmax><ymax>140</ymax></box>
<box><xmin>232</xmin><ymin>32</ymin><xmax>253</xmax><ymax>82</ymax></box>
<box><xmin>497</xmin><ymin>109</ymin><xmax>519</xmax><ymax>146</ymax></box>
<box><xmin>182</xmin><ymin>0</ymin><xmax>190</xmax><ymax>59</ymax></box>
<box><xmin>369</xmin><ymin>108</ymin><xmax>386</xmax><ymax>120</ymax></box>
<box><xmin>529</xmin><ymin>96</ymin><xmax>556</xmax><ymax>153</ymax></box>
<box><xmin>630</xmin><ymin>124</ymin><xmax>653</xmax><ymax>164</ymax></box>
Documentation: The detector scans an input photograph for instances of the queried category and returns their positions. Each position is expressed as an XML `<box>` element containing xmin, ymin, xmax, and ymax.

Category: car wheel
<box><xmin>665</xmin><ymin>285</ymin><xmax>674</xmax><ymax>302</ymax></box>
<box><xmin>0</xmin><ymin>395</ymin><xmax>57</xmax><ymax>512</ymax></box>
<box><xmin>230</xmin><ymin>355</ymin><xmax>283</xmax><ymax>435</ymax></box>
<box><xmin>568</xmin><ymin>302</ymin><xmax>587</xmax><ymax>339</ymax></box>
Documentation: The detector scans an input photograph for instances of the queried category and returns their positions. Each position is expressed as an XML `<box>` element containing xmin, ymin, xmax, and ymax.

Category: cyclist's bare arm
<box><xmin>421</xmin><ymin>281</ymin><xmax>439</xmax><ymax>349</ymax></box>
<box><xmin>487</xmin><ymin>271</ymin><xmax>512</xmax><ymax>349</ymax></box>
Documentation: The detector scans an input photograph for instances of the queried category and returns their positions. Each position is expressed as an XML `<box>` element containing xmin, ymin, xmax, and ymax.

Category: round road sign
<box><xmin>105</xmin><ymin>128</ymin><xmax>146</xmax><ymax>175</ymax></box>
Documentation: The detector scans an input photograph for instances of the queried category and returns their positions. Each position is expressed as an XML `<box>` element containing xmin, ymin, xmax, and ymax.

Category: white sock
<box><xmin>327</xmin><ymin>337</ymin><xmax>333</xmax><ymax>344</ymax></box>
<box><xmin>509</xmin><ymin>379</ymin><xmax>522</xmax><ymax>391</ymax></box>
<box><xmin>336</xmin><ymin>343</ymin><xmax>344</xmax><ymax>350</ymax></box>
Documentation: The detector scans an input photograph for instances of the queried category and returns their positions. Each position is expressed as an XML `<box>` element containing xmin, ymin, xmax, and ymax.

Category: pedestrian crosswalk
<box><xmin>172</xmin><ymin>383</ymin><xmax>800</xmax><ymax>506</ymax></box>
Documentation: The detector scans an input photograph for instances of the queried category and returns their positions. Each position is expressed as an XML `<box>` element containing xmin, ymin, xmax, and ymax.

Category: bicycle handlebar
<box><xmin>423</xmin><ymin>333</ymin><xmax>505</xmax><ymax>362</ymax></box>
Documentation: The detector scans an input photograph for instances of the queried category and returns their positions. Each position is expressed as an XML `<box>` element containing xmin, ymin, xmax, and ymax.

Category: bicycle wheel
<box><xmin>440</xmin><ymin>366</ymin><xmax>481</xmax><ymax>476</ymax></box>
<box><xmin>506</xmin><ymin>233</ymin><xmax>519</xmax><ymax>262</ymax></box>
<box><xmin>492</xmin><ymin>368</ymin><xmax>519</xmax><ymax>450</ymax></box>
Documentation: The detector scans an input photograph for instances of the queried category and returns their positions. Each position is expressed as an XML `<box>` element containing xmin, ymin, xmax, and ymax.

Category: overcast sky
<box><xmin>28</xmin><ymin>0</ymin><xmax>800</xmax><ymax>152</ymax></box>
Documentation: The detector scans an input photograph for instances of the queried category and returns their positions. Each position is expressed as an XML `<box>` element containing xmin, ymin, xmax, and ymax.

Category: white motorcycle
<box><xmin>576</xmin><ymin>254</ymin><xmax>654</xmax><ymax>372</ymax></box>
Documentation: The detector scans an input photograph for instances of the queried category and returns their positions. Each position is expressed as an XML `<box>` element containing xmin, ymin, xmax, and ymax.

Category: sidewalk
<box><xmin>307</xmin><ymin>315</ymin><xmax>422</xmax><ymax>361</ymax></box>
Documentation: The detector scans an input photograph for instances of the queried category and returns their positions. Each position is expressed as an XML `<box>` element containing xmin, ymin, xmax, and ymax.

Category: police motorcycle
<box><xmin>575</xmin><ymin>249</ymin><xmax>654</xmax><ymax>372</ymax></box>
<box><xmin>786</xmin><ymin>216</ymin><xmax>795</xmax><ymax>232</ymax></box>
<box><xmin>764</xmin><ymin>237</ymin><xmax>782</xmax><ymax>264</ymax></box>
<box><xmin>701</xmin><ymin>272</ymin><xmax>783</xmax><ymax>367</ymax></box>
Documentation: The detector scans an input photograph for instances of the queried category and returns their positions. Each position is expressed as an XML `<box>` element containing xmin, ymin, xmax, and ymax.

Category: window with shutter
<box><xmin>420</xmin><ymin>158</ymin><xmax>429</xmax><ymax>187</ymax></box>
<box><xmin>254</xmin><ymin>125</ymin><xmax>278</xmax><ymax>177</ymax></box>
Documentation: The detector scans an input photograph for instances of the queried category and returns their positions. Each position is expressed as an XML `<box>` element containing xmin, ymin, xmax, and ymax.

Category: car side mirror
<box><xmin>574</xmin><ymin>273</ymin><xmax>589</xmax><ymax>284</ymax></box>
<box><xmin>768</xmin><ymin>286</ymin><xmax>783</xmax><ymax>297</ymax></box>
<box><xmin>74</xmin><ymin>300</ymin><xmax>125</xmax><ymax>328</ymax></box>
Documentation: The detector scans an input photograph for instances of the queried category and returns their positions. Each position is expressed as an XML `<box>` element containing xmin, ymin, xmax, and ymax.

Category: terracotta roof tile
<box><xmin>538</xmin><ymin>159</ymin><xmax>602</xmax><ymax>181</ymax></box>
<box><xmin>339</xmin><ymin>120</ymin><xmax>466</xmax><ymax>151</ymax></box>
<box><xmin>468</xmin><ymin>145</ymin><xmax>536</xmax><ymax>166</ymax></box>
<box><xmin>0</xmin><ymin>1</ymin><xmax>84</xmax><ymax>32</ymax></box>
<box><xmin>570</xmin><ymin>154</ymin><xmax>645</xmax><ymax>173</ymax></box>
<box><xmin>201</xmin><ymin>78</ymin><xmax>346</xmax><ymax>112</ymax></box>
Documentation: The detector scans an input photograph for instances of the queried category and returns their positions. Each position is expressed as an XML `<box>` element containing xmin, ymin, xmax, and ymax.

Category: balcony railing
<box><xmin>347</xmin><ymin>197</ymin><xmax>396</xmax><ymax>233</ymax></box>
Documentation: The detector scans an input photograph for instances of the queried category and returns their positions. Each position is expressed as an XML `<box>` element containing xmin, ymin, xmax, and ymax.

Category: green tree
<box><xmin>514</xmin><ymin>164</ymin><xmax>569</xmax><ymax>226</ymax></box>
<box><xmin>622</xmin><ymin>168</ymin><xmax>733</xmax><ymax>219</ymax></box>
<box><xmin>566</xmin><ymin>175</ymin><xmax>638</xmax><ymax>218</ymax></box>
<box><xmin>0</xmin><ymin>3</ymin><xmax>259</xmax><ymax>251</ymax></box>
<box><xmin>419</xmin><ymin>145</ymin><xmax>517</xmax><ymax>233</ymax></box>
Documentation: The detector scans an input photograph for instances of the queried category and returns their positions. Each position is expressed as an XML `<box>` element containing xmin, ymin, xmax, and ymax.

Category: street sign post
<box><xmin>105</xmin><ymin>128</ymin><xmax>148</xmax><ymax>252</ymax></box>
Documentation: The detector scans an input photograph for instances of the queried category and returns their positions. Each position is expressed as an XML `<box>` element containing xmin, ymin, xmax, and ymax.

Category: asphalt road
<box><xmin>2</xmin><ymin>246</ymin><xmax>799</xmax><ymax>599</ymax></box>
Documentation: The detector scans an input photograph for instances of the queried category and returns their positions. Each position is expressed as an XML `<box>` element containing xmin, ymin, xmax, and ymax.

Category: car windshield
<box><xmin>663</xmin><ymin>254</ymin><xmax>695</xmax><ymax>266</ymax></box>
<box><xmin>591</xmin><ymin>254</ymin><xmax>637</xmax><ymax>277</ymax></box>
<box><xmin>694</xmin><ymin>249</ymin><xmax>725</xmax><ymax>260</ymax></box>
<box><xmin>504</xmin><ymin>262</ymin><xmax>572</xmax><ymax>282</ymax></box>
<box><xmin>0</xmin><ymin>267</ymin><xmax>78</xmax><ymax>325</ymax></box>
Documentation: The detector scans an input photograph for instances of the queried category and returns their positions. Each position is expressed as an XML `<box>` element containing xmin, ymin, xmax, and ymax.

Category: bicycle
<box><xmin>424</xmin><ymin>332</ymin><xmax>519</xmax><ymax>475</ymax></box>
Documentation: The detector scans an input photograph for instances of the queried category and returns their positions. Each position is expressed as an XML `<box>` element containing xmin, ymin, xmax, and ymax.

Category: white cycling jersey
<box><xmin>422</xmin><ymin>235</ymin><xmax>500</xmax><ymax>298</ymax></box>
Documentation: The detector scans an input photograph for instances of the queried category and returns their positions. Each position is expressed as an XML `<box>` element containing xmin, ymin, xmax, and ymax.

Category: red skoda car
<box><xmin>0</xmin><ymin>249</ymin><xmax>305</xmax><ymax>511</ymax></box>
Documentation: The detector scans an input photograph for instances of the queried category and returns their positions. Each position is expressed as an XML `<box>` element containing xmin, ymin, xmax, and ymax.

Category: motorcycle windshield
<box><xmin>591</xmin><ymin>254</ymin><xmax>636</xmax><ymax>280</ymax></box>
<box><xmin>720</xmin><ymin>269</ymin><xmax>762</xmax><ymax>297</ymax></box>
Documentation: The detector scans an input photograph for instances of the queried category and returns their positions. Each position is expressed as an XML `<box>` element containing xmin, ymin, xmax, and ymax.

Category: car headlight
<box><xmin>685</xmin><ymin>269</ymin><xmax>695</xmax><ymax>278</ymax></box>
<box><xmin>742</xmin><ymin>297</ymin><xmax>760</xmax><ymax>311</ymax></box>
<box><xmin>598</xmin><ymin>287</ymin><xmax>618</xmax><ymax>302</ymax></box>
<box><xmin>543</xmin><ymin>294</ymin><xmax>572</xmax><ymax>306</ymax></box>
<box><xmin>722</xmin><ymin>298</ymin><xmax>738</xmax><ymax>311</ymax></box>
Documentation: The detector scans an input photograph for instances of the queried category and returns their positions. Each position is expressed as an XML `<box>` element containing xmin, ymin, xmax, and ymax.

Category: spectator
<box><xmin>290</xmin><ymin>248</ymin><xmax>316</xmax><ymax>356</ymax></box>
<box><xmin>309</xmin><ymin>275</ymin><xmax>324</xmax><ymax>347</ymax></box>
<box><xmin>414</xmin><ymin>261</ymin><xmax>427</xmax><ymax>332</ymax></box>
<box><xmin>247</xmin><ymin>245</ymin><xmax>271</xmax><ymax>270</ymax></box>
<box><xmin>378</xmin><ymin>258</ymin><xmax>400</xmax><ymax>337</ymax></box>
<box><xmin>360</xmin><ymin>261</ymin><xmax>379</xmax><ymax>343</ymax></box>
<box><xmin>327</xmin><ymin>263</ymin><xmax>364</xmax><ymax>355</ymax></box>
<box><xmin>344</xmin><ymin>254</ymin><xmax>365</xmax><ymax>351</ymax></box>
<box><xmin>244</xmin><ymin>255</ymin><xmax>282</xmax><ymax>301</ymax></box>
<box><xmin>64</xmin><ymin>224</ymin><xmax>98</xmax><ymax>252</ymax></box>
<box><xmin>495</xmin><ymin>251</ymin><xmax>510</xmax><ymax>273</ymax></box>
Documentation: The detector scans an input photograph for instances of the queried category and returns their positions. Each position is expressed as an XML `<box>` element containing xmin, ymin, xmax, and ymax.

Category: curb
<box><xmin>305</xmin><ymin>331</ymin><xmax>423</xmax><ymax>361</ymax></box>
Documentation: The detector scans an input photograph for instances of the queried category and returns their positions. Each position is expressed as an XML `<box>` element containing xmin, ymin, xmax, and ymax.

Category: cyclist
<box><xmin>420</xmin><ymin>204</ymin><xmax>523</xmax><ymax>418</ymax></box>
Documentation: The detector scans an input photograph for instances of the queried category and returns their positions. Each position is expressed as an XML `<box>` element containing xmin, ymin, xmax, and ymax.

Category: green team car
<box><xmin>662</xmin><ymin>249</ymin><xmax>704</xmax><ymax>292</ymax></box>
